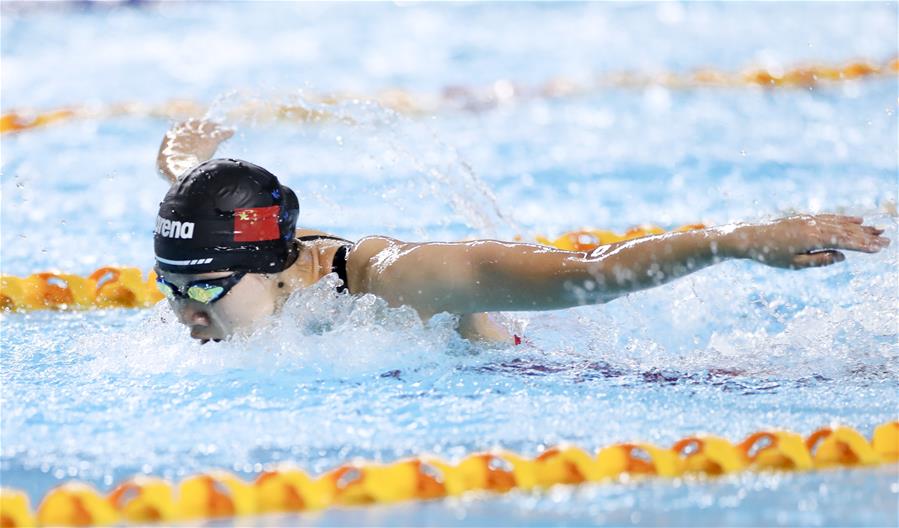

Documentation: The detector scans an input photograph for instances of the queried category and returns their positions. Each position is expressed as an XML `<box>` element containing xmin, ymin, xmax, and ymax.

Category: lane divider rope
<box><xmin>2</xmin><ymin>57</ymin><xmax>896</xmax><ymax>135</ymax></box>
<box><xmin>0</xmin><ymin>224</ymin><xmax>704</xmax><ymax>312</ymax></box>
<box><xmin>0</xmin><ymin>422</ymin><xmax>896</xmax><ymax>526</ymax></box>
<box><xmin>0</xmin><ymin>267</ymin><xmax>164</xmax><ymax>312</ymax></box>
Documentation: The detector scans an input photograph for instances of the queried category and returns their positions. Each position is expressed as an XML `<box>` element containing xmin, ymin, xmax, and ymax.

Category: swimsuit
<box><xmin>297</xmin><ymin>235</ymin><xmax>353</xmax><ymax>294</ymax></box>
<box><xmin>331</xmin><ymin>245</ymin><xmax>350</xmax><ymax>294</ymax></box>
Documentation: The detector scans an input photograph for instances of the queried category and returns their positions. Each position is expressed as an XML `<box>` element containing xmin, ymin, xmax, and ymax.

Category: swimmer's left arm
<box><xmin>365</xmin><ymin>235</ymin><xmax>705</xmax><ymax>314</ymax></box>
<box><xmin>484</xmin><ymin>214</ymin><xmax>888</xmax><ymax>311</ymax></box>
<box><xmin>363</xmin><ymin>214</ymin><xmax>888</xmax><ymax>314</ymax></box>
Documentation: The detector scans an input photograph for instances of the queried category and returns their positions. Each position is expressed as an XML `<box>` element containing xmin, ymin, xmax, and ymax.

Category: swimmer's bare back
<box><xmin>157</xmin><ymin>119</ymin><xmax>890</xmax><ymax>343</ymax></box>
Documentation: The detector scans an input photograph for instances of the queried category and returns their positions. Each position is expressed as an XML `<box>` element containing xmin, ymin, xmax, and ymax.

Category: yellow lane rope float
<box><xmin>0</xmin><ymin>422</ymin><xmax>896</xmax><ymax>526</ymax></box>
<box><xmin>0</xmin><ymin>268</ymin><xmax>164</xmax><ymax>312</ymax></box>
<box><xmin>0</xmin><ymin>225</ymin><xmax>704</xmax><ymax>312</ymax></box>
<box><xmin>2</xmin><ymin>58</ymin><xmax>896</xmax><ymax>135</ymax></box>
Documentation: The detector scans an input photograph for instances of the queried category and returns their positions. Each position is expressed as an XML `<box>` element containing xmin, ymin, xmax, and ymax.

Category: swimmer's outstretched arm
<box><xmin>156</xmin><ymin>119</ymin><xmax>234</xmax><ymax>183</ymax></box>
<box><xmin>361</xmin><ymin>214</ymin><xmax>889</xmax><ymax>315</ymax></box>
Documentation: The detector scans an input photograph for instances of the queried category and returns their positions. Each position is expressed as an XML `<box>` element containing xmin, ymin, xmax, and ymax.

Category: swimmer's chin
<box><xmin>189</xmin><ymin>318</ymin><xmax>272</xmax><ymax>343</ymax></box>
<box><xmin>190</xmin><ymin>327</ymin><xmax>228</xmax><ymax>342</ymax></box>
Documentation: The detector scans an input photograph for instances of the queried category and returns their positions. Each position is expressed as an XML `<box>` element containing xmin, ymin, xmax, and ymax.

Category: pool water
<box><xmin>1</xmin><ymin>2</ymin><xmax>898</xmax><ymax>525</ymax></box>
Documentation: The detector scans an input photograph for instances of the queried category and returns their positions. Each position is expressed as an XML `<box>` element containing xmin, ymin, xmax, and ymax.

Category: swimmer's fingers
<box><xmin>813</xmin><ymin>221</ymin><xmax>890</xmax><ymax>253</ymax></box>
<box><xmin>814</xmin><ymin>213</ymin><xmax>863</xmax><ymax>224</ymax></box>
<box><xmin>214</xmin><ymin>124</ymin><xmax>235</xmax><ymax>136</ymax></box>
<box><xmin>178</xmin><ymin>120</ymin><xmax>234</xmax><ymax>149</ymax></box>
<box><xmin>174</xmin><ymin>118</ymin><xmax>234</xmax><ymax>139</ymax></box>
<box><xmin>791</xmin><ymin>250</ymin><xmax>845</xmax><ymax>268</ymax></box>
<box><xmin>174</xmin><ymin>117</ymin><xmax>204</xmax><ymax>133</ymax></box>
<box><xmin>822</xmin><ymin>236</ymin><xmax>888</xmax><ymax>254</ymax></box>
<box><xmin>827</xmin><ymin>217</ymin><xmax>887</xmax><ymax>242</ymax></box>
<box><xmin>211</xmin><ymin>126</ymin><xmax>235</xmax><ymax>141</ymax></box>
<box><xmin>158</xmin><ymin>119</ymin><xmax>234</xmax><ymax>182</ymax></box>
<box><xmin>198</xmin><ymin>119</ymin><xmax>235</xmax><ymax>138</ymax></box>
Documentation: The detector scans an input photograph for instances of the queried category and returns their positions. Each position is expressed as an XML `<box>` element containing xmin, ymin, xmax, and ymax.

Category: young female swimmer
<box><xmin>153</xmin><ymin>119</ymin><xmax>890</xmax><ymax>344</ymax></box>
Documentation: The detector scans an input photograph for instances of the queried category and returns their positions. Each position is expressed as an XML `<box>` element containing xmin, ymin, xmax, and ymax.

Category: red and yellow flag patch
<box><xmin>233</xmin><ymin>206</ymin><xmax>280</xmax><ymax>242</ymax></box>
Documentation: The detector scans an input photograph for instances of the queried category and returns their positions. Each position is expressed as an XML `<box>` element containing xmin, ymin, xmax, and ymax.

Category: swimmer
<box><xmin>154</xmin><ymin>119</ymin><xmax>890</xmax><ymax>344</ymax></box>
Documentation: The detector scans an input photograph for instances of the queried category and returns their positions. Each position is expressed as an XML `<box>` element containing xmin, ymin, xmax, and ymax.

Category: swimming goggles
<box><xmin>155</xmin><ymin>272</ymin><xmax>246</xmax><ymax>304</ymax></box>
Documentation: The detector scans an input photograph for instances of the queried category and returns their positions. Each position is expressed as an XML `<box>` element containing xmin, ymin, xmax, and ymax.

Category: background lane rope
<box><xmin>3</xmin><ymin>57</ymin><xmax>896</xmax><ymax>135</ymax></box>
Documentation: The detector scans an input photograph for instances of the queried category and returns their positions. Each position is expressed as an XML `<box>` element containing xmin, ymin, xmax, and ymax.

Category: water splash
<box><xmin>206</xmin><ymin>92</ymin><xmax>517</xmax><ymax>240</ymax></box>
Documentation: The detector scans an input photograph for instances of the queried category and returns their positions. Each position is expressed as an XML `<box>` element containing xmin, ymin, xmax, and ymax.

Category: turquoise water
<box><xmin>1</xmin><ymin>2</ymin><xmax>898</xmax><ymax>525</ymax></box>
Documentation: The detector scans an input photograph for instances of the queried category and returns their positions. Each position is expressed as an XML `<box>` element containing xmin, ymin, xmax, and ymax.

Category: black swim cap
<box><xmin>154</xmin><ymin>158</ymin><xmax>299</xmax><ymax>274</ymax></box>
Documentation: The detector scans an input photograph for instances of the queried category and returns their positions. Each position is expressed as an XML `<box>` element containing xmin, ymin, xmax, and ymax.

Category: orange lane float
<box><xmin>427</xmin><ymin>452</ymin><xmax>521</xmax><ymax>495</ymax></box>
<box><xmin>0</xmin><ymin>421</ymin><xmax>895</xmax><ymax>527</ymax></box>
<box><xmin>872</xmin><ymin>421</ymin><xmax>899</xmax><ymax>461</ymax></box>
<box><xmin>0</xmin><ymin>489</ymin><xmax>35</xmax><ymax>528</ymax></box>
<box><xmin>34</xmin><ymin>483</ymin><xmax>119</xmax><ymax>527</ymax></box>
<box><xmin>2</xmin><ymin>57</ymin><xmax>895</xmax><ymax>135</ymax></box>
<box><xmin>673</xmin><ymin>435</ymin><xmax>748</xmax><ymax>475</ymax></box>
<box><xmin>324</xmin><ymin>459</ymin><xmax>446</xmax><ymax>505</ymax></box>
<box><xmin>106</xmin><ymin>477</ymin><xmax>177</xmax><ymax>524</ymax></box>
<box><xmin>0</xmin><ymin>224</ymin><xmax>704</xmax><ymax>312</ymax></box>
<box><xmin>256</xmin><ymin>467</ymin><xmax>338</xmax><ymax>512</ymax></box>
<box><xmin>805</xmin><ymin>426</ymin><xmax>883</xmax><ymax>467</ymax></box>
<box><xmin>739</xmin><ymin>430</ymin><xmax>815</xmax><ymax>471</ymax></box>
<box><xmin>0</xmin><ymin>109</ymin><xmax>77</xmax><ymax>134</ymax></box>
<box><xmin>531</xmin><ymin>445</ymin><xmax>600</xmax><ymax>485</ymax></box>
<box><xmin>176</xmin><ymin>472</ymin><xmax>257</xmax><ymax>521</ymax></box>
<box><xmin>0</xmin><ymin>267</ymin><xmax>163</xmax><ymax>312</ymax></box>
<box><xmin>533</xmin><ymin>223</ymin><xmax>705</xmax><ymax>251</ymax></box>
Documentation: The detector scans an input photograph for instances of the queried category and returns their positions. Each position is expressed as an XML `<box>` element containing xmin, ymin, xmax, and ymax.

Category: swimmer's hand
<box><xmin>156</xmin><ymin>118</ymin><xmax>235</xmax><ymax>183</ymax></box>
<box><xmin>722</xmin><ymin>214</ymin><xmax>890</xmax><ymax>269</ymax></box>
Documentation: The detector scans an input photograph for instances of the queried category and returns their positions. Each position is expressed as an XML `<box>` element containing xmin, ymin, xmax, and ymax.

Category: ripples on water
<box><xmin>1</xmin><ymin>2</ymin><xmax>897</xmax><ymax>525</ymax></box>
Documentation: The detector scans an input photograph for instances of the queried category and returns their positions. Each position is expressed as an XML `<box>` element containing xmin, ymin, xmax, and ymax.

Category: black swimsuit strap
<box><xmin>297</xmin><ymin>234</ymin><xmax>351</xmax><ymax>243</ymax></box>
<box><xmin>331</xmin><ymin>244</ymin><xmax>352</xmax><ymax>294</ymax></box>
<box><xmin>295</xmin><ymin>235</ymin><xmax>353</xmax><ymax>293</ymax></box>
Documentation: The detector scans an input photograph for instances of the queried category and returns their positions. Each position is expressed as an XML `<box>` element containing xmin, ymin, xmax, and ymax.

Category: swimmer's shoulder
<box><xmin>344</xmin><ymin>235</ymin><xmax>407</xmax><ymax>293</ymax></box>
<box><xmin>295</xmin><ymin>227</ymin><xmax>340</xmax><ymax>239</ymax></box>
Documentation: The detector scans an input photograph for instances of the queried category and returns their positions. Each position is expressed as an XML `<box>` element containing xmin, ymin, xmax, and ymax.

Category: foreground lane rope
<box><xmin>0</xmin><ymin>422</ymin><xmax>896</xmax><ymax>526</ymax></box>
<box><xmin>2</xmin><ymin>57</ymin><xmax>896</xmax><ymax>135</ymax></box>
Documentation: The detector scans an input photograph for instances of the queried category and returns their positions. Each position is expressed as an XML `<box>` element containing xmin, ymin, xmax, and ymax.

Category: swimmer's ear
<box><xmin>791</xmin><ymin>250</ymin><xmax>845</xmax><ymax>269</ymax></box>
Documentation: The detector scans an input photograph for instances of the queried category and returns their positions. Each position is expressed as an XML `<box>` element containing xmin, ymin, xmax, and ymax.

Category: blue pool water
<box><xmin>1</xmin><ymin>2</ymin><xmax>898</xmax><ymax>525</ymax></box>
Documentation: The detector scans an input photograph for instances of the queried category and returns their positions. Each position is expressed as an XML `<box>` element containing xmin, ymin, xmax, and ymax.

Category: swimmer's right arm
<box><xmin>156</xmin><ymin>119</ymin><xmax>234</xmax><ymax>183</ymax></box>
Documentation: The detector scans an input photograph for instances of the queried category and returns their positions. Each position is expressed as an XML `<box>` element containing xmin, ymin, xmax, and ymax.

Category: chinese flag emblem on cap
<box><xmin>234</xmin><ymin>206</ymin><xmax>280</xmax><ymax>242</ymax></box>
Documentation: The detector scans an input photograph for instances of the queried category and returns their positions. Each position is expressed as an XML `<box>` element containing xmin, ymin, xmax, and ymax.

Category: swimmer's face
<box><xmin>155</xmin><ymin>270</ymin><xmax>277</xmax><ymax>342</ymax></box>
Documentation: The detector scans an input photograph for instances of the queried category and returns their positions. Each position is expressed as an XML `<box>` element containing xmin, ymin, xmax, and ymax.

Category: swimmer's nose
<box><xmin>189</xmin><ymin>310</ymin><xmax>212</xmax><ymax>326</ymax></box>
<box><xmin>177</xmin><ymin>303</ymin><xmax>211</xmax><ymax>326</ymax></box>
